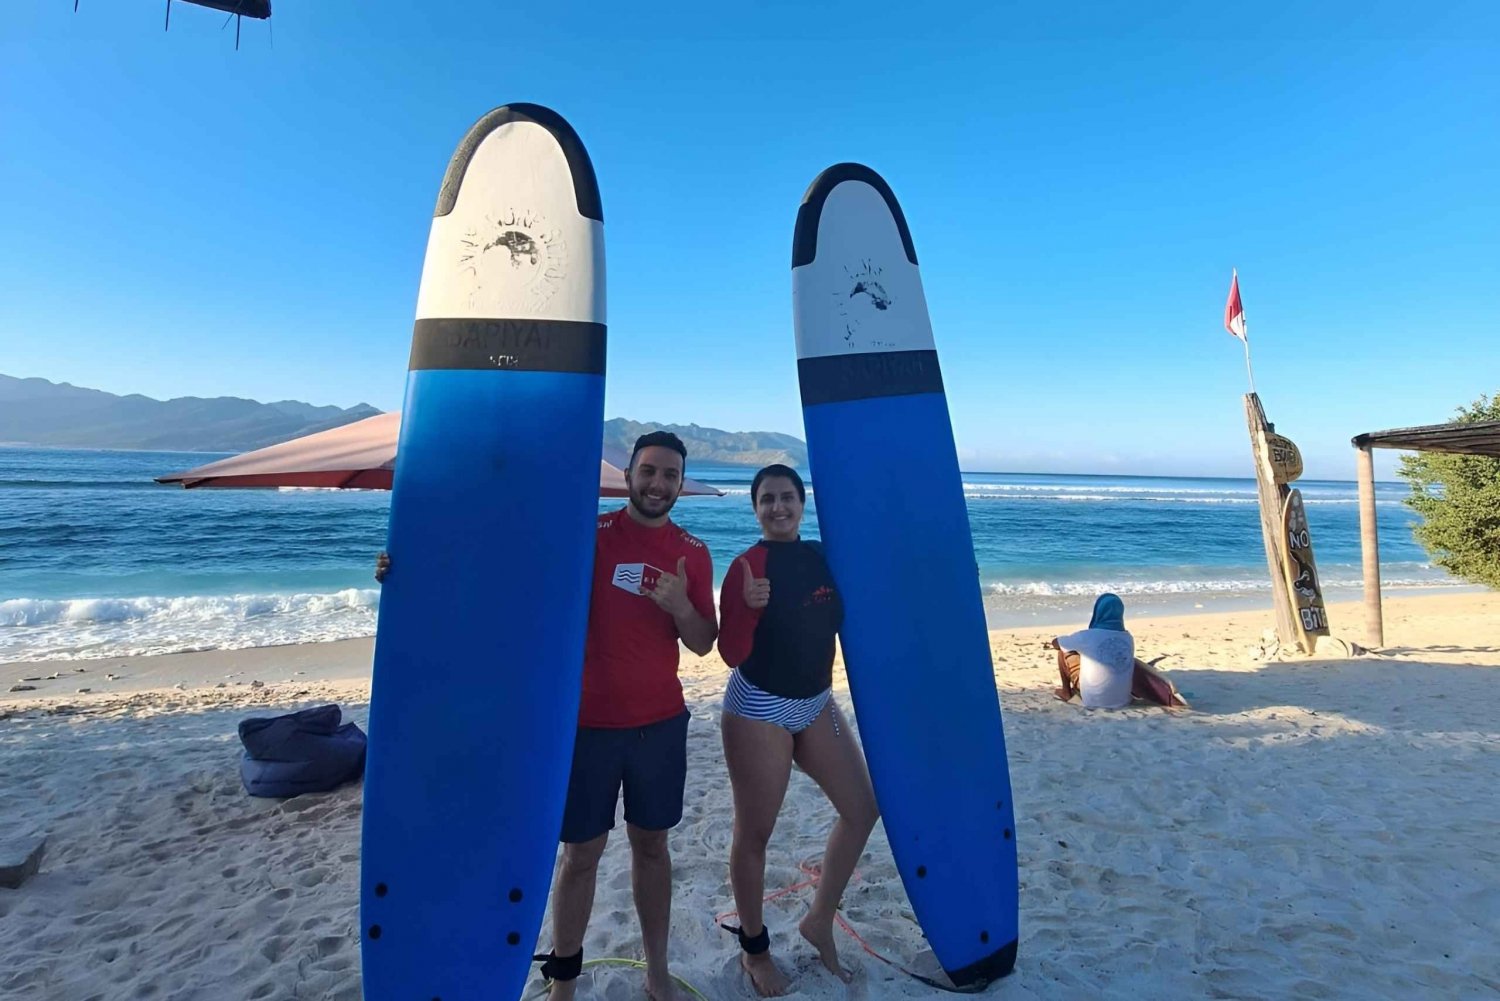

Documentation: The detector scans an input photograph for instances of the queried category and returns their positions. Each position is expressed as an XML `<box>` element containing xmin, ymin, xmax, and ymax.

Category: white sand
<box><xmin>3</xmin><ymin>593</ymin><xmax>1499</xmax><ymax>1000</ymax></box>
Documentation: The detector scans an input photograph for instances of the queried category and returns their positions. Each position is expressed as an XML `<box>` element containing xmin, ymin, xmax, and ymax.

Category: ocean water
<box><xmin>0</xmin><ymin>447</ymin><xmax>1456</xmax><ymax>661</ymax></box>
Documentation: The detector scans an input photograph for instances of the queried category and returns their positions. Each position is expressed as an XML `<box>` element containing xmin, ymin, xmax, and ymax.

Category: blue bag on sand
<box><xmin>237</xmin><ymin>704</ymin><xmax>367</xmax><ymax>798</ymax></box>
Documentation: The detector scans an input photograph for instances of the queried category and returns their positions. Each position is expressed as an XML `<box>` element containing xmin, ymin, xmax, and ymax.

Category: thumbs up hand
<box><xmin>738</xmin><ymin>556</ymin><xmax>771</xmax><ymax>609</ymax></box>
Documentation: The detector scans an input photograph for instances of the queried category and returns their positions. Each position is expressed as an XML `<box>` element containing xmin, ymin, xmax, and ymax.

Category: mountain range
<box><xmin>0</xmin><ymin>375</ymin><xmax>807</xmax><ymax>465</ymax></box>
<box><xmin>0</xmin><ymin>375</ymin><xmax>383</xmax><ymax>453</ymax></box>
<box><xmin>602</xmin><ymin>419</ymin><xmax>806</xmax><ymax>467</ymax></box>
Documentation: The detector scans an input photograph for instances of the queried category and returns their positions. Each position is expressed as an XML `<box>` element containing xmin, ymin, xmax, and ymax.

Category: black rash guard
<box><xmin>718</xmin><ymin>539</ymin><xmax>844</xmax><ymax>699</ymax></box>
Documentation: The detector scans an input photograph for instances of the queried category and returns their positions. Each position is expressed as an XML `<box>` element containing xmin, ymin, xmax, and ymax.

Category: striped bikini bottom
<box><xmin>723</xmin><ymin>670</ymin><xmax>836</xmax><ymax>736</ymax></box>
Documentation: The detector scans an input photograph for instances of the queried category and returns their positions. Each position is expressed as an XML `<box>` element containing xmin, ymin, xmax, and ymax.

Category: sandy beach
<box><xmin>3</xmin><ymin>592</ymin><xmax>1499</xmax><ymax>1000</ymax></box>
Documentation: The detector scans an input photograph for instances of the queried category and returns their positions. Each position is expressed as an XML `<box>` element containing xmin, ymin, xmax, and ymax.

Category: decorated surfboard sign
<box><xmin>1281</xmin><ymin>488</ymin><xmax>1330</xmax><ymax>646</ymax></box>
<box><xmin>1267</xmin><ymin>432</ymin><xmax>1304</xmax><ymax>484</ymax></box>
<box><xmin>791</xmin><ymin>163</ymin><xmax>1018</xmax><ymax>986</ymax></box>
<box><xmin>360</xmin><ymin>104</ymin><xmax>606</xmax><ymax>1001</ymax></box>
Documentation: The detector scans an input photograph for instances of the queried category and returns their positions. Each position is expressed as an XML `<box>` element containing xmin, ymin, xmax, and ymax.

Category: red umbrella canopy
<box><xmin>155</xmin><ymin>412</ymin><xmax>724</xmax><ymax>497</ymax></box>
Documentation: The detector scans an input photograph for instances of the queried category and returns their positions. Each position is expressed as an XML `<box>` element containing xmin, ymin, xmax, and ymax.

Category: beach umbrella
<box><xmin>155</xmin><ymin>411</ymin><xmax>724</xmax><ymax>497</ymax></box>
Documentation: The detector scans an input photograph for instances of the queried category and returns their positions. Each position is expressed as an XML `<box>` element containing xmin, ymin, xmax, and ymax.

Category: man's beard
<box><xmin>629</xmin><ymin>484</ymin><xmax>678</xmax><ymax>519</ymax></box>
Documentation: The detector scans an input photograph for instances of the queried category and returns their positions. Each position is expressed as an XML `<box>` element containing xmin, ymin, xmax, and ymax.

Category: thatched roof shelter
<box><xmin>1352</xmin><ymin>420</ymin><xmax>1500</xmax><ymax>458</ymax></box>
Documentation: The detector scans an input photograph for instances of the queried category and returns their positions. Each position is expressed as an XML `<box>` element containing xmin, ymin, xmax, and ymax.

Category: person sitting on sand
<box><xmin>715</xmin><ymin>464</ymin><xmax>880</xmax><ymax>997</ymax></box>
<box><xmin>1050</xmin><ymin>593</ymin><xmax>1136</xmax><ymax>709</ymax></box>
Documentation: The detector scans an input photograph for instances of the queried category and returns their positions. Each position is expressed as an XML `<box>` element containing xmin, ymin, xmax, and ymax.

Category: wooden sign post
<box><xmin>1245</xmin><ymin>393</ymin><xmax>1329</xmax><ymax>654</ymax></box>
<box><xmin>1246</xmin><ymin>394</ymin><xmax>1299</xmax><ymax>650</ymax></box>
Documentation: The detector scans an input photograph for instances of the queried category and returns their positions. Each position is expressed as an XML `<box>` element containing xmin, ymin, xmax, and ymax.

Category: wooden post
<box><xmin>1356</xmin><ymin>444</ymin><xmax>1384</xmax><ymax>648</ymax></box>
<box><xmin>1245</xmin><ymin>393</ymin><xmax>1299</xmax><ymax>649</ymax></box>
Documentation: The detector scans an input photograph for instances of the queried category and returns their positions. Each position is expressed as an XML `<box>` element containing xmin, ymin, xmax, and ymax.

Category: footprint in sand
<box><xmin>259</xmin><ymin>936</ymin><xmax>294</xmax><ymax>963</ymax></box>
<box><xmin>296</xmin><ymin>866</ymin><xmax>330</xmax><ymax>888</ymax></box>
<box><xmin>313</xmin><ymin>934</ymin><xmax>346</xmax><ymax>960</ymax></box>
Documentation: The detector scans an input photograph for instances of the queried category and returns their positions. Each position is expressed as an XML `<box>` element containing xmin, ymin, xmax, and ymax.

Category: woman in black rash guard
<box><xmin>716</xmin><ymin>464</ymin><xmax>879</xmax><ymax>997</ymax></box>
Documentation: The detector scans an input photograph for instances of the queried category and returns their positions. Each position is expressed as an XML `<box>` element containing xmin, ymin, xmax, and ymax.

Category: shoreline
<box><xmin>979</xmin><ymin>581</ymin><xmax>1481</xmax><ymax>630</ymax></box>
<box><xmin>5</xmin><ymin>590</ymin><xmax>1493</xmax><ymax>705</ymax></box>
<box><xmin>3</xmin><ymin>581</ymin><xmax>1470</xmax><ymax>665</ymax></box>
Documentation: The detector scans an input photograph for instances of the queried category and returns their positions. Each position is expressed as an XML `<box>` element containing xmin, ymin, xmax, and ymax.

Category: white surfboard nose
<box><xmin>792</xmin><ymin>164</ymin><xmax>934</xmax><ymax>361</ymax></box>
<box><xmin>434</xmin><ymin>104</ymin><xmax>602</xmax><ymax>222</ymax></box>
<box><xmin>417</xmin><ymin>105</ymin><xmax>605</xmax><ymax>325</ymax></box>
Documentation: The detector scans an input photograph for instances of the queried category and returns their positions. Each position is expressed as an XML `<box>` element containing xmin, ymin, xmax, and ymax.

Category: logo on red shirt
<box><xmin>611</xmin><ymin>562</ymin><xmax>663</xmax><ymax>595</ymax></box>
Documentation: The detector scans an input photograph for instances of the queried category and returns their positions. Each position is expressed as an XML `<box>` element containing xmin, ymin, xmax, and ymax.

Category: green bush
<box><xmin>1399</xmin><ymin>393</ymin><xmax>1500</xmax><ymax>589</ymax></box>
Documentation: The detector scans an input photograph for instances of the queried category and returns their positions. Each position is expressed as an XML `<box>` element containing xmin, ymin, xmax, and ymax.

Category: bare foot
<box><xmin>645</xmin><ymin>966</ymin><xmax>689</xmax><ymax>1001</ymax></box>
<box><xmin>547</xmin><ymin>977</ymin><xmax>578</xmax><ymax>1001</ymax></box>
<box><xmin>739</xmin><ymin>951</ymin><xmax>791</xmax><ymax>997</ymax></box>
<box><xmin>799</xmin><ymin>914</ymin><xmax>853</xmax><ymax>983</ymax></box>
<box><xmin>1053</xmin><ymin>687</ymin><xmax>1073</xmax><ymax>702</ymax></box>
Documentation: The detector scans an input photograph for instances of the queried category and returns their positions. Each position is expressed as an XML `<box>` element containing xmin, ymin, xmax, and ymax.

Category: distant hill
<box><xmin>0</xmin><ymin>375</ymin><xmax>382</xmax><ymax>452</ymax></box>
<box><xmin>0</xmin><ymin>375</ymin><xmax>808</xmax><ymax>464</ymax></box>
<box><xmin>604</xmin><ymin>419</ymin><xmax>807</xmax><ymax>468</ymax></box>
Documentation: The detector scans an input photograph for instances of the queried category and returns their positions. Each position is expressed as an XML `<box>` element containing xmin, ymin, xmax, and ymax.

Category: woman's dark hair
<box><xmin>751</xmin><ymin>464</ymin><xmax>806</xmax><ymax>504</ymax></box>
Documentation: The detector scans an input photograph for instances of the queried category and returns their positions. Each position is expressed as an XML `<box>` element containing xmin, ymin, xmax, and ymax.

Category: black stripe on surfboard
<box><xmin>798</xmin><ymin>349</ymin><xmax>943</xmax><ymax>406</ymax></box>
<box><xmin>792</xmin><ymin>163</ymin><xmax>918</xmax><ymax>269</ymax></box>
<box><xmin>434</xmin><ymin>103</ymin><xmax>603</xmax><ymax>222</ymax></box>
<box><xmin>409</xmin><ymin>318</ymin><xmax>606</xmax><ymax>374</ymax></box>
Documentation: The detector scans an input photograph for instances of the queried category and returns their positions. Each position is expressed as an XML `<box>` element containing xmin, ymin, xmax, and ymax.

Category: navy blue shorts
<box><xmin>559</xmin><ymin>710</ymin><xmax>689</xmax><ymax>844</ymax></box>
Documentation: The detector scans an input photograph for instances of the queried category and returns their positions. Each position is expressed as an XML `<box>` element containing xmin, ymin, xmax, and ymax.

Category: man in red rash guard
<box><xmin>541</xmin><ymin>430</ymin><xmax>717</xmax><ymax>1001</ymax></box>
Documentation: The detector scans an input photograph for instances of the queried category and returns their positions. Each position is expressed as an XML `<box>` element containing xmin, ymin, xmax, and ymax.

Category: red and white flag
<box><xmin>1224</xmin><ymin>269</ymin><xmax>1247</xmax><ymax>342</ymax></box>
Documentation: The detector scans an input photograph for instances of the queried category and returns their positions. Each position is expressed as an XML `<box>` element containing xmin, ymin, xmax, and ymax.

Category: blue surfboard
<box><xmin>791</xmin><ymin>164</ymin><xmax>1018</xmax><ymax>985</ymax></box>
<box><xmin>360</xmin><ymin>104</ymin><xmax>605</xmax><ymax>1001</ymax></box>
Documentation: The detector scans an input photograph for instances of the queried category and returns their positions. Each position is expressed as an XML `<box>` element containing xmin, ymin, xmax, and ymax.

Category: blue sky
<box><xmin>2</xmin><ymin>1</ymin><xmax>1496</xmax><ymax>478</ymax></box>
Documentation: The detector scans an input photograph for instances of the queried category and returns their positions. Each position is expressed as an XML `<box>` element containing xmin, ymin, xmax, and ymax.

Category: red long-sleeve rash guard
<box><xmin>718</xmin><ymin>539</ymin><xmax>844</xmax><ymax>699</ymax></box>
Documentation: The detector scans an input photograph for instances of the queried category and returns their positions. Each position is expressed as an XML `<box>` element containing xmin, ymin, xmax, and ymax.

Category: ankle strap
<box><xmin>534</xmin><ymin>949</ymin><xmax>584</xmax><ymax>982</ymax></box>
<box><xmin>720</xmin><ymin>922</ymin><xmax>770</xmax><ymax>955</ymax></box>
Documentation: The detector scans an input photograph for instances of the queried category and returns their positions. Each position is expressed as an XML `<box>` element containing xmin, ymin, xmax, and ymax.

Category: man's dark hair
<box><xmin>630</xmin><ymin>430</ymin><xmax>688</xmax><ymax>468</ymax></box>
<box><xmin>751</xmin><ymin>463</ymin><xmax>806</xmax><ymax>504</ymax></box>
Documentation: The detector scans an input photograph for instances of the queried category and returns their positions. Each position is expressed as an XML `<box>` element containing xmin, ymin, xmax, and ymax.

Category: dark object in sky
<box><xmin>175</xmin><ymin>0</ymin><xmax>271</xmax><ymax>17</ymax></box>
<box><xmin>74</xmin><ymin>1</ymin><xmax>271</xmax><ymax>49</ymax></box>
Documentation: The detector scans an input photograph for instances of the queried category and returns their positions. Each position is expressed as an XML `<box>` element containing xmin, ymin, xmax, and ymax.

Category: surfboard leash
<box><xmin>712</xmin><ymin>856</ymin><xmax>991</xmax><ymax>995</ymax></box>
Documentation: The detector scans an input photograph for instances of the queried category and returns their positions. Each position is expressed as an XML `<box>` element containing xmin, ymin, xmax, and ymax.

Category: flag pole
<box><xmin>1228</xmin><ymin>267</ymin><xmax>1255</xmax><ymax>393</ymax></box>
